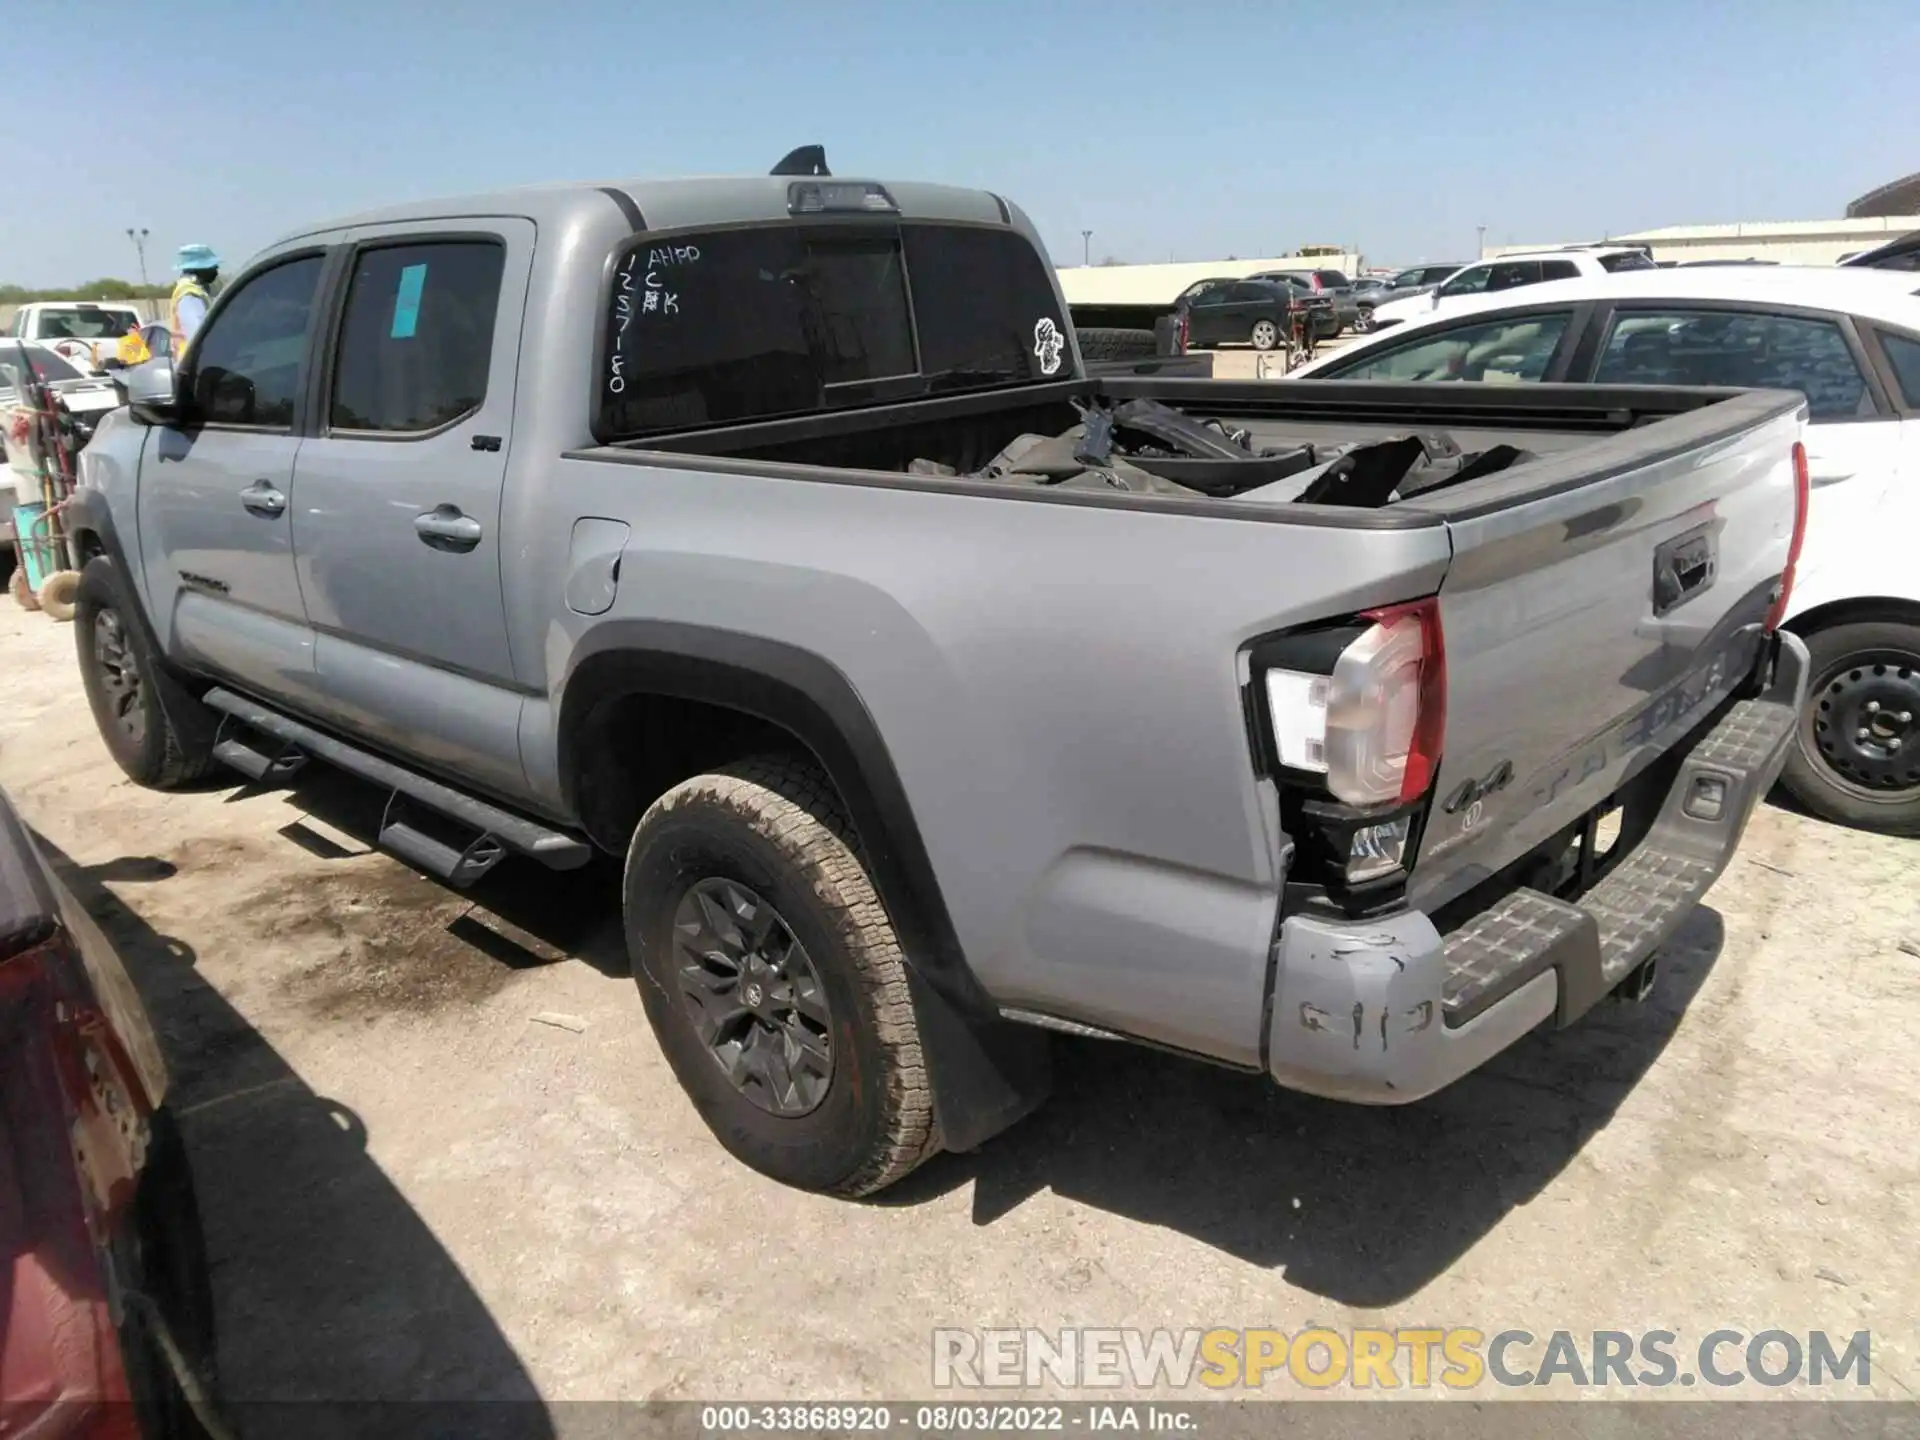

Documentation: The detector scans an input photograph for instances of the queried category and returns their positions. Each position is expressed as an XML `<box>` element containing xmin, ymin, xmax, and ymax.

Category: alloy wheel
<box><xmin>92</xmin><ymin>608</ymin><xmax>147</xmax><ymax>746</ymax></box>
<box><xmin>671</xmin><ymin>877</ymin><xmax>834</xmax><ymax>1116</ymax></box>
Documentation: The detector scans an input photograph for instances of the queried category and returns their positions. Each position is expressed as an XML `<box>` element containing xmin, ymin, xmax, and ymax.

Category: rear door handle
<box><xmin>414</xmin><ymin>504</ymin><xmax>482</xmax><ymax>553</ymax></box>
<box><xmin>239</xmin><ymin>480</ymin><xmax>286</xmax><ymax>518</ymax></box>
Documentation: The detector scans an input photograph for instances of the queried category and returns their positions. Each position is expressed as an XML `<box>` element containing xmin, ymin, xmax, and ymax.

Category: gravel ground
<box><xmin>2</xmin><ymin>598</ymin><xmax>1915</xmax><ymax>1427</ymax></box>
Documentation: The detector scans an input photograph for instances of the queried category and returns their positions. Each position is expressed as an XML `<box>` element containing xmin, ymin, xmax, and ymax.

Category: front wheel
<box><xmin>74</xmin><ymin>556</ymin><xmax>217</xmax><ymax>788</ymax></box>
<box><xmin>1355</xmin><ymin>307</ymin><xmax>1375</xmax><ymax>333</ymax></box>
<box><xmin>624</xmin><ymin>757</ymin><xmax>941</xmax><ymax>1196</ymax></box>
<box><xmin>1781</xmin><ymin>619</ymin><xmax>1920</xmax><ymax>836</ymax></box>
<box><xmin>1250</xmin><ymin>319</ymin><xmax>1279</xmax><ymax>351</ymax></box>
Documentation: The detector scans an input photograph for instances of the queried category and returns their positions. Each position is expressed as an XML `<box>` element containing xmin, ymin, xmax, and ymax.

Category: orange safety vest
<box><xmin>169</xmin><ymin>277</ymin><xmax>210</xmax><ymax>359</ymax></box>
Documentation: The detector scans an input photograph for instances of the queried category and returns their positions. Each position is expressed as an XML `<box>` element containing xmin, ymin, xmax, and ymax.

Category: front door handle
<box><xmin>414</xmin><ymin>504</ymin><xmax>482</xmax><ymax>553</ymax></box>
<box><xmin>239</xmin><ymin>480</ymin><xmax>286</xmax><ymax>518</ymax></box>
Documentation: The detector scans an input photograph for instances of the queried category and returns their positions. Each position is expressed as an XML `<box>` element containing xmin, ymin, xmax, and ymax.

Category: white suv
<box><xmin>1369</xmin><ymin>246</ymin><xmax>1655</xmax><ymax>329</ymax></box>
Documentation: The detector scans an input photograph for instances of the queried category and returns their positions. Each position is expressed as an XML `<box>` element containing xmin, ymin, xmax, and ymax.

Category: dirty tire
<box><xmin>10</xmin><ymin>564</ymin><xmax>40</xmax><ymax>611</ymax></box>
<box><xmin>1782</xmin><ymin>618</ymin><xmax>1920</xmax><ymax>836</ymax></box>
<box><xmin>37</xmin><ymin>568</ymin><xmax>79</xmax><ymax>621</ymax></box>
<box><xmin>624</xmin><ymin>756</ymin><xmax>940</xmax><ymax>1196</ymax></box>
<box><xmin>1076</xmin><ymin>326</ymin><xmax>1159</xmax><ymax>362</ymax></box>
<box><xmin>74</xmin><ymin>555</ymin><xmax>217</xmax><ymax>789</ymax></box>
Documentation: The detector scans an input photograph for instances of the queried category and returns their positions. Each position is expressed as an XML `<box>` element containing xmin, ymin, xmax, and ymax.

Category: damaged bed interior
<box><xmin>593</xmin><ymin>377</ymin><xmax>1745</xmax><ymax>512</ymax></box>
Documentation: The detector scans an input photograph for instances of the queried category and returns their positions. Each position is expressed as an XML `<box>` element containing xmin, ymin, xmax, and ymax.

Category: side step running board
<box><xmin>202</xmin><ymin>688</ymin><xmax>592</xmax><ymax>883</ymax></box>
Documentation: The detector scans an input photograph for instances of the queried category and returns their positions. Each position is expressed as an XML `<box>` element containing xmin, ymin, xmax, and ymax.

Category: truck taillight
<box><xmin>1764</xmin><ymin>440</ymin><xmax>1809</xmax><ymax>634</ymax></box>
<box><xmin>1267</xmin><ymin>599</ymin><xmax>1447</xmax><ymax>808</ymax></box>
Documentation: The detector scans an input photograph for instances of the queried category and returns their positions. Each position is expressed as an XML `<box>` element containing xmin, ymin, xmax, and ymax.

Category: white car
<box><xmin>8</xmin><ymin>301</ymin><xmax>145</xmax><ymax>373</ymax></box>
<box><xmin>1291</xmin><ymin>263</ymin><xmax>1920</xmax><ymax>835</ymax></box>
<box><xmin>1368</xmin><ymin>246</ymin><xmax>1657</xmax><ymax>329</ymax></box>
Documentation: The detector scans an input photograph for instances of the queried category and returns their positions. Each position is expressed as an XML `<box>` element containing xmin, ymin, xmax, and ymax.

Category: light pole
<box><xmin>1476</xmin><ymin>224</ymin><xmax>1487</xmax><ymax>260</ymax></box>
<box><xmin>126</xmin><ymin>227</ymin><xmax>151</xmax><ymax>286</ymax></box>
<box><xmin>1081</xmin><ymin>230</ymin><xmax>1092</xmax><ymax>267</ymax></box>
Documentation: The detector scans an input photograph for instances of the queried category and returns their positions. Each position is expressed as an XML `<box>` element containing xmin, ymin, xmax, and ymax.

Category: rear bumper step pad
<box><xmin>1440</xmin><ymin>673</ymin><xmax>1799</xmax><ymax>1030</ymax></box>
<box><xmin>1265</xmin><ymin>632</ymin><xmax>1806</xmax><ymax>1105</ymax></box>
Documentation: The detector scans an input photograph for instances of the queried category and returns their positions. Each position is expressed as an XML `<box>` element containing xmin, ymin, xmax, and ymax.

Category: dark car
<box><xmin>1252</xmin><ymin>268</ymin><xmax>1360</xmax><ymax>332</ymax></box>
<box><xmin>1175</xmin><ymin>277</ymin><xmax>1330</xmax><ymax>350</ymax></box>
<box><xmin>0</xmin><ymin>789</ymin><xmax>221</xmax><ymax>1437</ymax></box>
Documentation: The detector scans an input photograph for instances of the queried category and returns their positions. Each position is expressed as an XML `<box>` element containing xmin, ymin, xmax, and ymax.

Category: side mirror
<box><xmin>124</xmin><ymin>358</ymin><xmax>185</xmax><ymax>427</ymax></box>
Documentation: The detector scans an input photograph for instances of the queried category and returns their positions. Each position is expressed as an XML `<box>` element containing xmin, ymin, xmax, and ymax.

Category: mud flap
<box><xmin>904</xmin><ymin>968</ymin><xmax>1052</xmax><ymax>1153</ymax></box>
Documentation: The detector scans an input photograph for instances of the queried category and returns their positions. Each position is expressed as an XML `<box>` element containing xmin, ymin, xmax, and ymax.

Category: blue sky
<box><xmin>7</xmin><ymin>0</ymin><xmax>1917</xmax><ymax>286</ymax></box>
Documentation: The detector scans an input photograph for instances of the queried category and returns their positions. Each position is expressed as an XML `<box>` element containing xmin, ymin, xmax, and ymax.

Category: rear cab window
<box><xmin>1599</xmin><ymin>251</ymin><xmax>1657</xmax><ymax>273</ymax></box>
<box><xmin>598</xmin><ymin>222</ymin><xmax>1066</xmax><ymax>439</ymax></box>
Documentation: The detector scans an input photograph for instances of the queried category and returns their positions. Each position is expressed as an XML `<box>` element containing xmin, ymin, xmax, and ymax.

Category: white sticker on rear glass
<box><xmin>1033</xmin><ymin>317</ymin><xmax>1063</xmax><ymax>375</ymax></box>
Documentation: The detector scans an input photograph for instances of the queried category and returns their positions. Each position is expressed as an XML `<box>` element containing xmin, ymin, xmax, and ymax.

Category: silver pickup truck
<box><xmin>66</xmin><ymin>158</ymin><xmax>1811</xmax><ymax>1197</ymax></box>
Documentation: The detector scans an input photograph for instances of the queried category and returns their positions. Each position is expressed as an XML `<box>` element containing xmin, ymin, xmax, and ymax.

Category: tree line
<box><xmin>0</xmin><ymin>278</ymin><xmax>176</xmax><ymax>303</ymax></box>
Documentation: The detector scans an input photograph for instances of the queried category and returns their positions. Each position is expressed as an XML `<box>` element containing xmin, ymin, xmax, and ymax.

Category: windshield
<box><xmin>0</xmin><ymin>342</ymin><xmax>83</xmax><ymax>385</ymax></box>
<box><xmin>598</xmin><ymin>222</ymin><xmax>1067</xmax><ymax>439</ymax></box>
<box><xmin>33</xmin><ymin>307</ymin><xmax>138</xmax><ymax>339</ymax></box>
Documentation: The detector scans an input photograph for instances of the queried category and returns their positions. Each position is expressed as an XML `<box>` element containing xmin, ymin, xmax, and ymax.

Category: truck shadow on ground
<box><xmin>33</xmin><ymin>832</ymin><xmax>556</xmax><ymax>1440</ymax></box>
<box><xmin>220</xmin><ymin>766</ymin><xmax>1726</xmax><ymax>1309</ymax></box>
<box><xmin>256</xmin><ymin>764</ymin><xmax>631</xmax><ymax>979</ymax></box>
<box><xmin>893</xmin><ymin>907</ymin><xmax>1727</xmax><ymax>1307</ymax></box>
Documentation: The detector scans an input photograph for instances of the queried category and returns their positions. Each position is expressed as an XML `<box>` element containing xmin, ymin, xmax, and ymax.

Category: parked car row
<box><xmin>1368</xmin><ymin>245</ymin><xmax>1657</xmax><ymax>329</ymax></box>
<box><xmin>1291</xmin><ymin>261</ymin><xmax>1920</xmax><ymax>836</ymax></box>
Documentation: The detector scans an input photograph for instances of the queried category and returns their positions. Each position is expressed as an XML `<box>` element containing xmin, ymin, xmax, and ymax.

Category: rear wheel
<box><xmin>1782</xmin><ymin>619</ymin><xmax>1920</xmax><ymax>835</ymax></box>
<box><xmin>1250</xmin><ymin>319</ymin><xmax>1279</xmax><ymax>351</ymax></box>
<box><xmin>624</xmin><ymin>757</ymin><xmax>940</xmax><ymax>1196</ymax></box>
<box><xmin>74</xmin><ymin>556</ymin><xmax>217</xmax><ymax>788</ymax></box>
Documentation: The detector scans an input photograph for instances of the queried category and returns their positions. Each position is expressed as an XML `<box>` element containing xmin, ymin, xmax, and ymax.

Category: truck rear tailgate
<box><xmin>1402</xmin><ymin>389</ymin><xmax>1805</xmax><ymax>912</ymax></box>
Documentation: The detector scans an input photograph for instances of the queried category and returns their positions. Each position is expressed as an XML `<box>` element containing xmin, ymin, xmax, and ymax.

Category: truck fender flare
<box><xmin>557</xmin><ymin>621</ymin><xmax>982</xmax><ymax>1012</ymax></box>
<box><xmin>557</xmin><ymin>622</ymin><xmax>1052</xmax><ymax>1152</ymax></box>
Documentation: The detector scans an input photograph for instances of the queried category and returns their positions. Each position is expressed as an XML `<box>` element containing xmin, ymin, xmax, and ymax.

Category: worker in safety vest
<box><xmin>169</xmin><ymin>244</ymin><xmax>221</xmax><ymax>359</ymax></box>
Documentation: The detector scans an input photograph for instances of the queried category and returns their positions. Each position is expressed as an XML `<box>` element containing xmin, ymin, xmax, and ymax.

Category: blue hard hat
<box><xmin>175</xmin><ymin>243</ymin><xmax>220</xmax><ymax>272</ymax></box>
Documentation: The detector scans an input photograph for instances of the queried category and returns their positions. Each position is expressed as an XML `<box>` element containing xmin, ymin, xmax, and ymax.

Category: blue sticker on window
<box><xmin>390</xmin><ymin>263</ymin><xmax>427</xmax><ymax>339</ymax></box>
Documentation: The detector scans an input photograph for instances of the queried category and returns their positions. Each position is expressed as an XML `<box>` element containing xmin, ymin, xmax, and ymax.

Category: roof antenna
<box><xmin>772</xmin><ymin>145</ymin><xmax>829</xmax><ymax>177</ymax></box>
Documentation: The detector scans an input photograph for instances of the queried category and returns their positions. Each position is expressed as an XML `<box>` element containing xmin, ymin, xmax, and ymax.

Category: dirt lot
<box><xmin>3</xmin><ymin>600</ymin><xmax>1917</xmax><ymax>1417</ymax></box>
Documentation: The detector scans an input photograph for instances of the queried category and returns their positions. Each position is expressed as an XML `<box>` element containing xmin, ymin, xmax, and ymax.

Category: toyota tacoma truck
<box><xmin>64</xmin><ymin>154</ymin><xmax>1811</xmax><ymax>1197</ymax></box>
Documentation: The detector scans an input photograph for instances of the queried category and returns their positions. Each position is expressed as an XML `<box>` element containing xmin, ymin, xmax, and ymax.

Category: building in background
<box><xmin>1491</xmin><ymin>215</ymin><xmax>1919</xmax><ymax>267</ymax></box>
